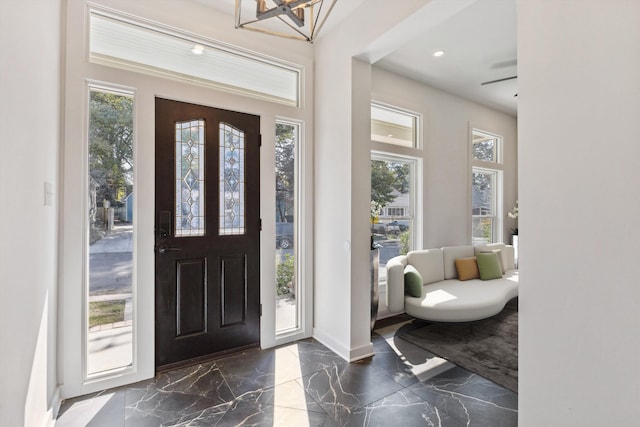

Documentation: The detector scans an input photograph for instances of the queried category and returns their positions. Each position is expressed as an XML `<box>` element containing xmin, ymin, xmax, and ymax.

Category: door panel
<box><xmin>220</xmin><ymin>254</ymin><xmax>247</xmax><ymax>327</ymax></box>
<box><xmin>155</xmin><ymin>98</ymin><xmax>260</xmax><ymax>369</ymax></box>
<box><xmin>176</xmin><ymin>258</ymin><xmax>207</xmax><ymax>337</ymax></box>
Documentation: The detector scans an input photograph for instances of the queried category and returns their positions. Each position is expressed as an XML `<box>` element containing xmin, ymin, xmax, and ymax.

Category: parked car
<box><xmin>276</xmin><ymin>222</ymin><xmax>294</xmax><ymax>249</ymax></box>
<box><xmin>385</xmin><ymin>222</ymin><xmax>400</xmax><ymax>232</ymax></box>
<box><xmin>371</xmin><ymin>223</ymin><xmax>386</xmax><ymax>234</ymax></box>
<box><xmin>388</xmin><ymin>220</ymin><xmax>410</xmax><ymax>231</ymax></box>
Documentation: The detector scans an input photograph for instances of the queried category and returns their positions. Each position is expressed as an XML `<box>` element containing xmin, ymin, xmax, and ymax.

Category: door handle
<box><xmin>158</xmin><ymin>246</ymin><xmax>182</xmax><ymax>254</ymax></box>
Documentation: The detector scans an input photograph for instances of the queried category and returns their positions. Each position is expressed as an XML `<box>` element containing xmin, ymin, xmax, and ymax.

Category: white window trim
<box><xmin>469</xmin><ymin>126</ymin><xmax>504</xmax><ymax>244</ymax></box>
<box><xmin>264</xmin><ymin>117</ymin><xmax>313</xmax><ymax>349</ymax></box>
<box><xmin>371</xmin><ymin>151</ymin><xmax>422</xmax><ymax>320</ymax></box>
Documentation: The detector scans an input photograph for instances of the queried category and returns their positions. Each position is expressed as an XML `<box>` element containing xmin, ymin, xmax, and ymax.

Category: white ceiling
<box><xmin>194</xmin><ymin>0</ymin><xmax>517</xmax><ymax>116</ymax></box>
<box><xmin>374</xmin><ymin>0</ymin><xmax>517</xmax><ymax>116</ymax></box>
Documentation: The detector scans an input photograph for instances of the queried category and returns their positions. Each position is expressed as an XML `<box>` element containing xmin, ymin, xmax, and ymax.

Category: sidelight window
<box><xmin>87</xmin><ymin>86</ymin><xmax>134</xmax><ymax>376</ymax></box>
<box><xmin>275</xmin><ymin>121</ymin><xmax>300</xmax><ymax>334</ymax></box>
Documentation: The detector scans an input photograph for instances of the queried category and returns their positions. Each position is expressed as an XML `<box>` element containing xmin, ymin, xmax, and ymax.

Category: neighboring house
<box><xmin>379</xmin><ymin>189</ymin><xmax>409</xmax><ymax>222</ymax></box>
<box><xmin>123</xmin><ymin>192</ymin><xmax>134</xmax><ymax>223</ymax></box>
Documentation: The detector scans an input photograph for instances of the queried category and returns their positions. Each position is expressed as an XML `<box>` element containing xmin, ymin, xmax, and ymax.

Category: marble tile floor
<box><xmin>56</xmin><ymin>318</ymin><xmax>517</xmax><ymax>426</ymax></box>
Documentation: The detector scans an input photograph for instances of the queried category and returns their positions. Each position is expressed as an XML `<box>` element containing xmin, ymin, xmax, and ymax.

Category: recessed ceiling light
<box><xmin>191</xmin><ymin>44</ymin><xmax>204</xmax><ymax>55</ymax></box>
<box><xmin>433</xmin><ymin>50</ymin><xmax>445</xmax><ymax>57</ymax></box>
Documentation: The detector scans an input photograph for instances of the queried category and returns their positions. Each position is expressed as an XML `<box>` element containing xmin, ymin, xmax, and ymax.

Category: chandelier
<box><xmin>235</xmin><ymin>0</ymin><xmax>338</xmax><ymax>43</ymax></box>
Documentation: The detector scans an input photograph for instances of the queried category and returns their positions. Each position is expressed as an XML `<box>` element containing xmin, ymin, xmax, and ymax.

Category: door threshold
<box><xmin>156</xmin><ymin>342</ymin><xmax>259</xmax><ymax>373</ymax></box>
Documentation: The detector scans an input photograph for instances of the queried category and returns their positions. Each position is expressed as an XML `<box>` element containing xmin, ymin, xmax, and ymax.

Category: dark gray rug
<box><xmin>397</xmin><ymin>298</ymin><xmax>518</xmax><ymax>392</ymax></box>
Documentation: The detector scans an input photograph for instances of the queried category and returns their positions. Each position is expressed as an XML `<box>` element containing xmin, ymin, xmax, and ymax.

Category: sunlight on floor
<box><xmin>273</xmin><ymin>344</ymin><xmax>311</xmax><ymax>426</ymax></box>
<box><xmin>375</xmin><ymin>322</ymin><xmax>454</xmax><ymax>382</ymax></box>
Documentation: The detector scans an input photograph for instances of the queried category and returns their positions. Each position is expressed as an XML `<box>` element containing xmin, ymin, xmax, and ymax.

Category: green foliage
<box><xmin>472</xmin><ymin>138</ymin><xmax>496</xmax><ymax>162</ymax></box>
<box><xmin>89</xmin><ymin>300</ymin><xmax>126</xmax><ymax>327</ymax></box>
<box><xmin>276</xmin><ymin>254</ymin><xmax>295</xmax><ymax>296</ymax></box>
<box><xmin>275</xmin><ymin>123</ymin><xmax>296</xmax><ymax>222</ymax></box>
<box><xmin>371</xmin><ymin>160</ymin><xmax>398</xmax><ymax>210</ymax></box>
<box><xmin>371</xmin><ymin>160</ymin><xmax>411</xmax><ymax>217</ymax></box>
<box><xmin>391</xmin><ymin>163</ymin><xmax>410</xmax><ymax>194</ymax></box>
<box><xmin>399</xmin><ymin>231</ymin><xmax>410</xmax><ymax>255</ymax></box>
<box><xmin>89</xmin><ymin>89</ymin><xmax>134</xmax><ymax>204</ymax></box>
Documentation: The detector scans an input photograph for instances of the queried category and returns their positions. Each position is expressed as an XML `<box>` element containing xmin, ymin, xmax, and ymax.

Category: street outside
<box><xmin>88</xmin><ymin>224</ymin><xmax>133</xmax><ymax>374</ymax></box>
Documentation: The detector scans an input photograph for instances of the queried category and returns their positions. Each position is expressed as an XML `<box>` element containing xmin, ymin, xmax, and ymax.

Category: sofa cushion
<box><xmin>475</xmin><ymin>243</ymin><xmax>507</xmax><ymax>269</ymax></box>
<box><xmin>454</xmin><ymin>257</ymin><xmax>480</xmax><ymax>281</ymax></box>
<box><xmin>442</xmin><ymin>246</ymin><xmax>475</xmax><ymax>279</ymax></box>
<box><xmin>476</xmin><ymin>252</ymin><xmax>503</xmax><ymax>280</ymax></box>
<box><xmin>404</xmin><ymin>265</ymin><xmax>423</xmax><ymax>297</ymax></box>
<box><xmin>481</xmin><ymin>249</ymin><xmax>505</xmax><ymax>273</ymax></box>
<box><xmin>386</xmin><ymin>255</ymin><xmax>408</xmax><ymax>314</ymax></box>
<box><xmin>407</xmin><ymin>249</ymin><xmax>444</xmax><ymax>285</ymax></box>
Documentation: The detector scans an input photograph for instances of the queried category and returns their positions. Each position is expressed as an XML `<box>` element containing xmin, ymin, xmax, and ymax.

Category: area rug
<box><xmin>397</xmin><ymin>298</ymin><xmax>518</xmax><ymax>392</ymax></box>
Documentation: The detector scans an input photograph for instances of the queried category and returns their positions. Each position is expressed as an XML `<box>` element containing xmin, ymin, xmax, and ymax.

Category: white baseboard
<box><xmin>348</xmin><ymin>342</ymin><xmax>374</xmax><ymax>362</ymax></box>
<box><xmin>312</xmin><ymin>327</ymin><xmax>350</xmax><ymax>361</ymax></box>
<box><xmin>46</xmin><ymin>386</ymin><xmax>62</xmax><ymax>427</ymax></box>
<box><xmin>312</xmin><ymin>327</ymin><xmax>374</xmax><ymax>362</ymax></box>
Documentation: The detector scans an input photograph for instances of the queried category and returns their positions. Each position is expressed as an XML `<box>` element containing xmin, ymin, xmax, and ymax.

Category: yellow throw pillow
<box><xmin>455</xmin><ymin>257</ymin><xmax>480</xmax><ymax>281</ymax></box>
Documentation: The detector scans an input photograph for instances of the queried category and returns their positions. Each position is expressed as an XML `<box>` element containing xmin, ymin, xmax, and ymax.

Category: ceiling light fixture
<box><xmin>191</xmin><ymin>44</ymin><xmax>205</xmax><ymax>55</ymax></box>
<box><xmin>433</xmin><ymin>50</ymin><xmax>445</xmax><ymax>57</ymax></box>
<box><xmin>235</xmin><ymin>0</ymin><xmax>337</xmax><ymax>43</ymax></box>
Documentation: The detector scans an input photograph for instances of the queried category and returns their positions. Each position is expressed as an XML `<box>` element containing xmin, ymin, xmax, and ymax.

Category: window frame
<box><xmin>470</xmin><ymin>127</ymin><xmax>504</xmax><ymax>245</ymax></box>
<box><xmin>371</xmin><ymin>102</ymin><xmax>420</xmax><ymax>149</ymax></box>
<box><xmin>85</xmin><ymin>82</ymin><xmax>137</xmax><ymax>380</ymax></box>
<box><xmin>274</xmin><ymin>119</ymin><xmax>302</xmax><ymax>337</ymax></box>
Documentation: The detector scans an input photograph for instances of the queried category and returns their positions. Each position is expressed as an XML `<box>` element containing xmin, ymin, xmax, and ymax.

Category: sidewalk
<box><xmin>90</xmin><ymin>224</ymin><xmax>133</xmax><ymax>254</ymax></box>
<box><xmin>88</xmin><ymin>224</ymin><xmax>134</xmax><ymax>374</ymax></box>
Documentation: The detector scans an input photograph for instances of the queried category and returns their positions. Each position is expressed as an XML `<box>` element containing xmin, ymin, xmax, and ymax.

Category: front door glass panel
<box><xmin>219</xmin><ymin>123</ymin><xmax>246</xmax><ymax>235</ymax></box>
<box><xmin>175</xmin><ymin>119</ymin><xmax>206</xmax><ymax>237</ymax></box>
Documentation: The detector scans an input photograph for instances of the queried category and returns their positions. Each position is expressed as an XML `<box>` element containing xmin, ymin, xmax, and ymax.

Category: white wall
<box><xmin>371</xmin><ymin>67</ymin><xmax>518</xmax><ymax>248</ymax></box>
<box><xmin>313</xmin><ymin>0</ymin><xmax>440</xmax><ymax>361</ymax></box>
<box><xmin>0</xmin><ymin>0</ymin><xmax>63</xmax><ymax>425</ymax></box>
<box><xmin>313</xmin><ymin>0</ymin><xmax>512</xmax><ymax>359</ymax></box>
<box><xmin>518</xmin><ymin>1</ymin><xmax>640</xmax><ymax>425</ymax></box>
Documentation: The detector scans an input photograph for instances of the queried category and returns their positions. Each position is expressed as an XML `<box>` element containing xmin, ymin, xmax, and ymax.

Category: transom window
<box><xmin>371</xmin><ymin>103</ymin><xmax>419</xmax><ymax>148</ymax></box>
<box><xmin>472</xmin><ymin>129</ymin><xmax>501</xmax><ymax>163</ymax></box>
<box><xmin>89</xmin><ymin>10</ymin><xmax>300</xmax><ymax>106</ymax></box>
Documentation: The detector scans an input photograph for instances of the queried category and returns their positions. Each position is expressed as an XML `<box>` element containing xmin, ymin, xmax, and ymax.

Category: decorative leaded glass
<box><xmin>175</xmin><ymin>119</ymin><xmax>205</xmax><ymax>237</ymax></box>
<box><xmin>219</xmin><ymin>123</ymin><xmax>245</xmax><ymax>235</ymax></box>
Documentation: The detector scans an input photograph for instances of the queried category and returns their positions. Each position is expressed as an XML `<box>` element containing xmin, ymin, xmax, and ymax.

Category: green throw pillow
<box><xmin>404</xmin><ymin>265</ymin><xmax>423</xmax><ymax>297</ymax></box>
<box><xmin>476</xmin><ymin>252</ymin><xmax>503</xmax><ymax>280</ymax></box>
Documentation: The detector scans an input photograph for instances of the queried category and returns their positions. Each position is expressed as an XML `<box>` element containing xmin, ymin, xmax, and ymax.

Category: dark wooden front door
<box><xmin>155</xmin><ymin>98</ymin><xmax>260</xmax><ymax>369</ymax></box>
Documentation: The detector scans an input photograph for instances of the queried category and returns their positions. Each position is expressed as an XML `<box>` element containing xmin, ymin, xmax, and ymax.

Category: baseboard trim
<box><xmin>312</xmin><ymin>327</ymin><xmax>374</xmax><ymax>362</ymax></box>
<box><xmin>47</xmin><ymin>386</ymin><xmax>62</xmax><ymax>426</ymax></box>
<box><xmin>312</xmin><ymin>327</ymin><xmax>350</xmax><ymax>361</ymax></box>
<box><xmin>348</xmin><ymin>342</ymin><xmax>374</xmax><ymax>362</ymax></box>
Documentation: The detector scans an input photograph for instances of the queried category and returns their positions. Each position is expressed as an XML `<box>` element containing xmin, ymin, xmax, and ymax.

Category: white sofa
<box><xmin>386</xmin><ymin>243</ymin><xmax>518</xmax><ymax>322</ymax></box>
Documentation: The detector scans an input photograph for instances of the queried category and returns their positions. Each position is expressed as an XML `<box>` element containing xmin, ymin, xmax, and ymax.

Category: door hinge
<box><xmin>259</xmin><ymin>218</ymin><xmax>262</xmax><ymax>231</ymax></box>
<box><xmin>258</xmin><ymin>134</ymin><xmax>262</xmax><ymax>147</ymax></box>
<box><xmin>260</xmin><ymin>304</ymin><xmax>263</xmax><ymax>316</ymax></box>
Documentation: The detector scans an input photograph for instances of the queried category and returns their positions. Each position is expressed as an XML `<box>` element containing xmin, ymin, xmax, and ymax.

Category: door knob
<box><xmin>158</xmin><ymin>246</ymin><xmax>182</xmax><ymax>254</ymax></box>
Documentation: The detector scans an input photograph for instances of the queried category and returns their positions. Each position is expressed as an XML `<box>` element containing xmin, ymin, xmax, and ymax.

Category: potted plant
<box><xmin>370</xmin><ymin>201</ymin><xmax>381</xmax><ymax>331</ymax></box>
<box><xmin>508</xmin><ymin>200</ymin><xmax>519</xmax><ymax>267</ymax></box>
<box><xmin>507</xmin><ymin>199</ymin><xmax>518</xmax><ymax>236</ymax></box>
